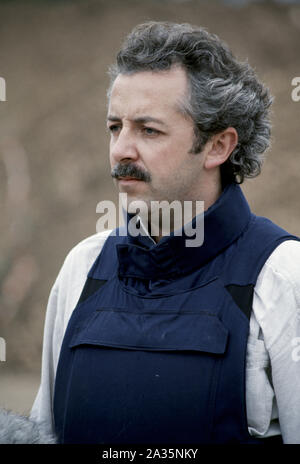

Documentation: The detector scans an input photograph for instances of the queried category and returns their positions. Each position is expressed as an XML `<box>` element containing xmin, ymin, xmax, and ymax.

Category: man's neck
<box><xmin>139</xmin><ymin>183</ymin><xmax>223</xmax><ymax>243</ymax></box>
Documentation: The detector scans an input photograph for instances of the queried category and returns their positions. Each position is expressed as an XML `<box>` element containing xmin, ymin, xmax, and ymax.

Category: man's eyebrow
<box><xmin>107</xmin><ymin>115</ymin><xmax>121</xmax><ymax>122</ymax></box>
<box><xmin>133</xmin><ymin>116</ymin><xmax>167</xmax><ymax>127</ymax></box>
<box><xmin>107</xmin><ymin>115</ymin><xmax>168</xmax><ymax>127</ymax></box>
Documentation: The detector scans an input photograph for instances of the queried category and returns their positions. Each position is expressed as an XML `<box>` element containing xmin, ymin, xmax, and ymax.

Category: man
<box><xmin>31</xmin><ymin>21</ymin><xmax>300</xmax><ymax>444</ymax></box>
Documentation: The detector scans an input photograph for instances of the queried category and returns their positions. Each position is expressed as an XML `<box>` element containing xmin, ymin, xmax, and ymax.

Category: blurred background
<box><xmin>0</xmin><ymin>0</ymin><xmax>299</xmax><ymax>415</ymax></box>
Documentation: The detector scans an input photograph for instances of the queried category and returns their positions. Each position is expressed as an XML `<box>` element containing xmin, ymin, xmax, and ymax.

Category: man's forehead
<box><xmin>108</xmin><ymin>67</ymin><xmax>188</xmax><ymax>119</ymax></box>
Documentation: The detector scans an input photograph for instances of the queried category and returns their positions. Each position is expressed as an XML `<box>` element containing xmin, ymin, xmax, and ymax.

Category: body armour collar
<box><xmin>117</xmin><ymin>183</ymin><xmax>252</xmax><ymax>279</ymax></box>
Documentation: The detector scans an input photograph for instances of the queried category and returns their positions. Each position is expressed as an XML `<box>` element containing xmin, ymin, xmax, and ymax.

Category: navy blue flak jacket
<box><xmin>53</xmin><ymin>183</ymin><xmax>297</xmax><ymax>444</ymax></box>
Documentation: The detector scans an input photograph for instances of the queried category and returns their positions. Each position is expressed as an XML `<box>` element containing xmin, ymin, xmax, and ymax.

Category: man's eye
<box><xmin>108</xmin><ymin>125</ymin><xmax>121</xmax><ymax>133</ymax></box>
<box><xmin>143</xmin><ymin>127</ymin><xmax>159</xmax><ymax>136</ymax></box>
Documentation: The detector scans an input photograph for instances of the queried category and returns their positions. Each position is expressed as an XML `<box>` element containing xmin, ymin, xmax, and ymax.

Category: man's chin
<box><xmin>118</xmin><ymin>191</ymin><xmax>151</xmax><ymax>216</ymax></box>
<box><xmin>115</xmin><ymin>177</ymin><xmax>145</xmax><ymax>193</ymax></box>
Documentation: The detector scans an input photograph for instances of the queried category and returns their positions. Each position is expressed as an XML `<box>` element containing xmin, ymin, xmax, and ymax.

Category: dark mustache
<box><xmin>111</xmin><ymin>163</ymin><xmax>151</xmax><ymax>182</ymax></box>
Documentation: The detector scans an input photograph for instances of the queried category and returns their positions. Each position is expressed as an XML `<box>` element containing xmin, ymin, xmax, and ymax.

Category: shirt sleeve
<box><xmin>252</xmin><ymin>239</ymin><xmax>300</xmax><ymax>444</ymax></box>
<box><xmin>30</xmin><ymin>231</ymin><xmax>111</xmax><ymax>437</ymax></box>
<box><xmin>29</xmin><ymin>274</ymin><xmax>62</xmax><ymax>436</ymax></box>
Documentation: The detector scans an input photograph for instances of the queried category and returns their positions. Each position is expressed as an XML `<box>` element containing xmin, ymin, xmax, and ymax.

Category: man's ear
<box><xmin>204</xmin><ymin>127</ymin><xmax>238</xmax><ymax>170</ymax></box>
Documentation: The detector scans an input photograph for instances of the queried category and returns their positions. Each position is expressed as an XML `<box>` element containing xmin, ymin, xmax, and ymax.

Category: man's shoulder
<box><xmin>263</xmin><ymin>239</ymin><xmax>300</xmax><ymax>283</ymax></box>
<box><xmin>256</xmin><ymin>239</ymin><xmax>300</xmax><ymax>309</ymax></box>
<box><xmin>253</xmin><ymin>239</ymin><xmax>300</xmax><ymax>353</ymax></box>
<box><xmin>60</xmin><ymin>230</ymin><xmax>112</xmax><ymax>277</ymax></box>
<box><xmin>67</xmin><ymin>230</ymin><xmax>112</xmax><ymax>257</ymax></box>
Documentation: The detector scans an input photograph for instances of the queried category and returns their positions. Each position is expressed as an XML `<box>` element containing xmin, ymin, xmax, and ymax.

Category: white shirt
<box><xmin>30</xmin><ymin>231</ymin><xmax>300</xmax><ymax>443</ymax></box>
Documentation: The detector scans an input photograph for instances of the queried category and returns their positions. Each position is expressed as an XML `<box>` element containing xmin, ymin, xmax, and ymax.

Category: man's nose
<box><xmin>110</xmin><ymin>128</ymin><xmax>139</xmax><ymax>164</ymax></box>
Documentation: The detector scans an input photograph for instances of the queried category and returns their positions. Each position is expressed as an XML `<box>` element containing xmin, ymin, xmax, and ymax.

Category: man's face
<box><xmin>107</xmin><ymin>66</ymin><xmax>208</xmax><ymax>207</ymax></box>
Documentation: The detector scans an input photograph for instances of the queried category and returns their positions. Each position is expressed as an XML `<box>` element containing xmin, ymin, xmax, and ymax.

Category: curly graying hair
<box><xmin>108</xmin><ymin>21</ymin><xmax>273</xmax><ymax>185</ymax></box>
